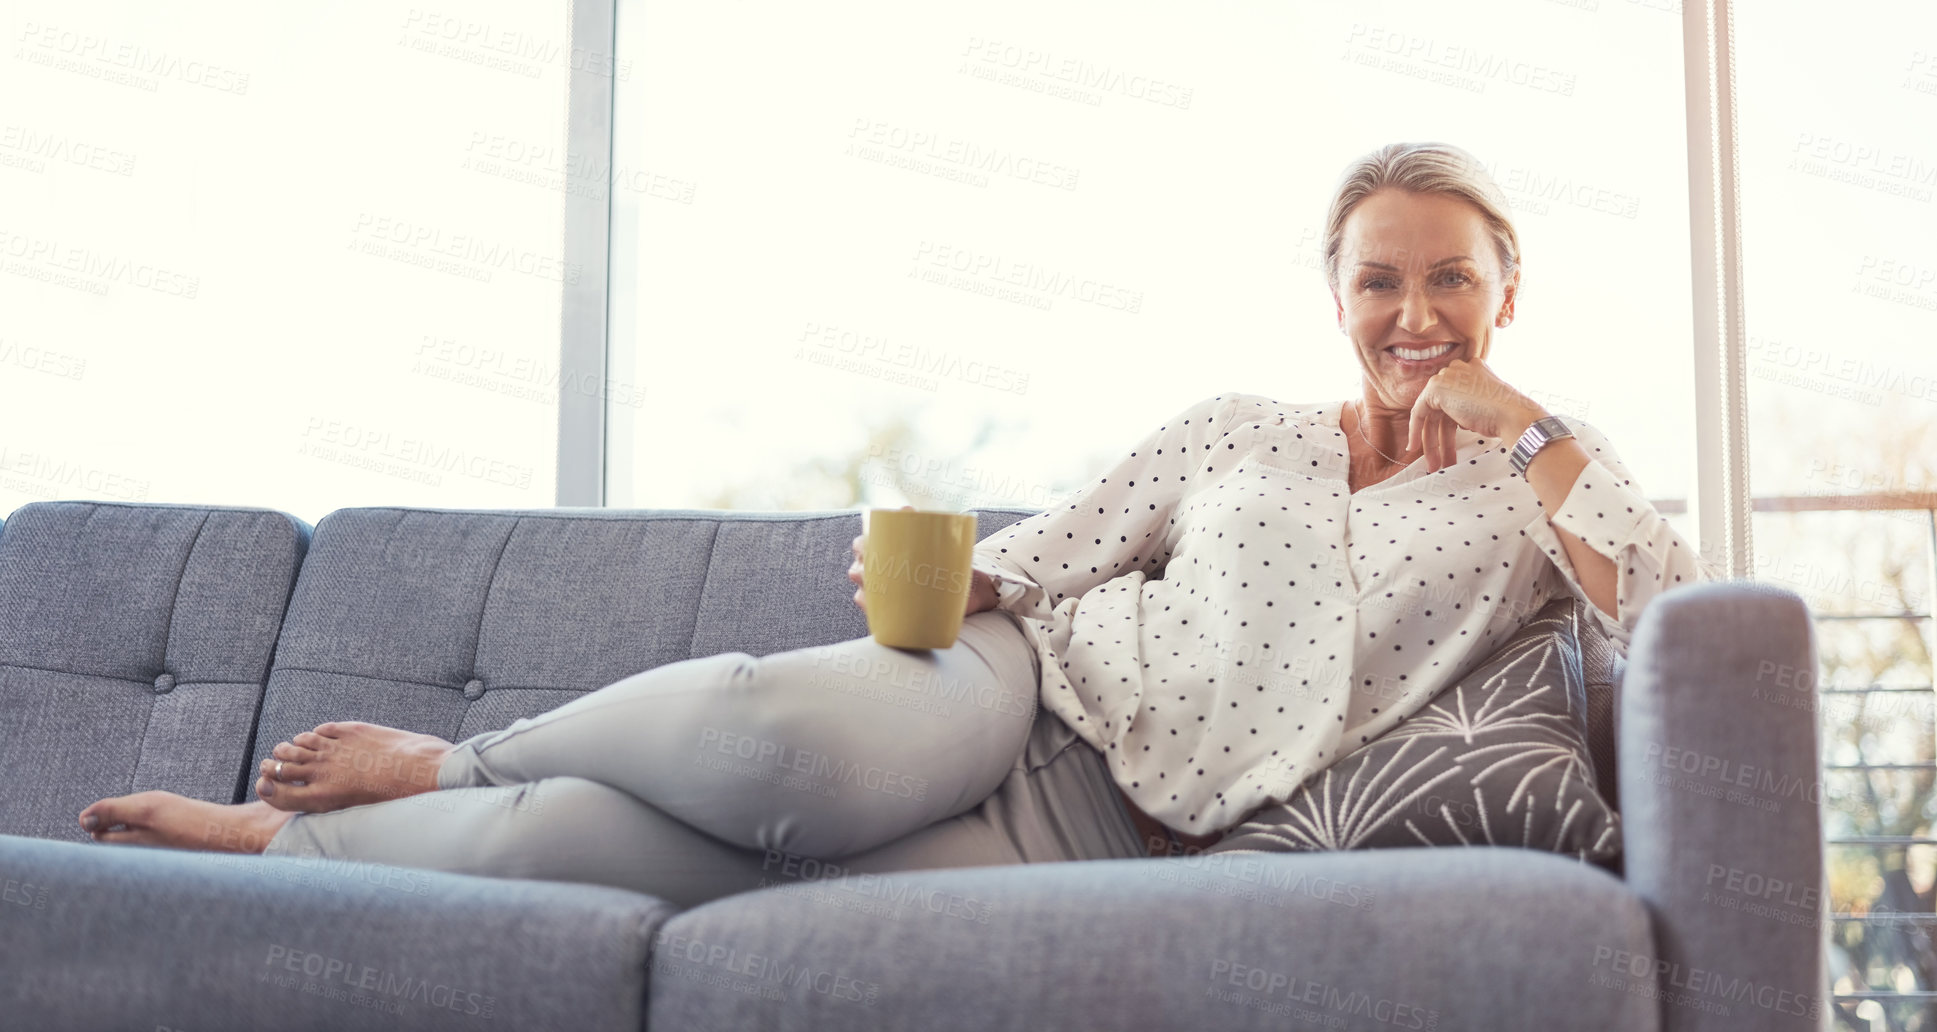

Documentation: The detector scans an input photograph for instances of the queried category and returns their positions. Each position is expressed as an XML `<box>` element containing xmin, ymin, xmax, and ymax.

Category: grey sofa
<box><xmin>0</xmin><ymin>499</ymin><xmax>1825</xmax><ymax>1031</ymax></box>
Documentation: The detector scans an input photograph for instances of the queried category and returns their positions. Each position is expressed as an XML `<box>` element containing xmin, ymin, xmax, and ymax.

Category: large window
<box><xmin>0</xmin><ymin>2</ymin><xmax>569</xmax><ymax>525</ymax></box>
<box><xmin>606</xmin><ymin>1</ymin><xmax>1698</xmax><ymax>533</ymax></box>
<box><xmin>1737</xmin><ymin>3</ymin><xmax>1937</xmax><ymax>1027</ymax></box>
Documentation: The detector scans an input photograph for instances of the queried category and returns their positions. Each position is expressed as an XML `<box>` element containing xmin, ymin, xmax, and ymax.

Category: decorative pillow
<box><xmin>1204</xmin><ymin>597</ymin><xmax>1622</xmax><ymax>864</ymax></box>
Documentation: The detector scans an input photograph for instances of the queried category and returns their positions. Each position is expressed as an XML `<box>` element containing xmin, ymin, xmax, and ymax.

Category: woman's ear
<box><xmin>1332</xmin><ymin>290</ymin><xmax>1345</xmax><ymax>333</ymax></box>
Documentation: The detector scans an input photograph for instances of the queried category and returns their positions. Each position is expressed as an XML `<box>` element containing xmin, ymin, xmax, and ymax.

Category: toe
<box><xmin>81</xmin><ymin>793</ymin><xmax>153</xmax><ymax>835</ymax></box>
<box><xmin>261</xmin><ymin>756</ymin><xmax>315</xmax><ymax>783</ymax></box>
<box><xmin>293</xmin><ymin>731</ymin><xmax>329</xmax><ymax>751</ymax></box>
<box><xmin>271</xmin><ymin>741</ymin><xmax>319</xmax><ymax>763</ymax></box>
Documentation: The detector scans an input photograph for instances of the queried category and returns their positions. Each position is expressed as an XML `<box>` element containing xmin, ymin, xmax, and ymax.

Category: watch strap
<box><xmin>1509</xmin><ymin>416</ymin><xmax>1574</xmax><ymax>474</ymax></box>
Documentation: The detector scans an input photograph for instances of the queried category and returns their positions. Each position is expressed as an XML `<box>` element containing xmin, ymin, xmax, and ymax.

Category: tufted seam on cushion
<box><xmin>155</xmin><ymin>512</ymin><xmax>214</xmax><ymax>677</ymax></box>
<box><xmin>249</xmin><ymin>510</ymin><xmax>312</xmax><ymax>684</ymax></box>
<box><xmin>266</xmin><ymin>665</ymin><xmax>594</xmax><ymax>695</ymax></box>
<box><xmin>0</xmin><ymin>660</ymin><xmax>157</xmax><ymax>688</ymax></box>
<box><xmin>460</xmin><ymin>517</ymin><xmax>519</xmax><ymax>725</ymax></box>
<box><xmin>684</xmin><ymin>521</ymin><xmax>723</xmax><ymax>661</ymax></box>
<box><xmin>129</xmin><ymin>510</ymin><xmax>212</xmax><ymax>794</ymax></box>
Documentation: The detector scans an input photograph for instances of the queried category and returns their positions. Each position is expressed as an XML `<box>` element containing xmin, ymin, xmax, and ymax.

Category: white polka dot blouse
<box><xmin>968</xmin><ymin>391</ymin><xmax>1708</xmax><ymax>835</ymax></box>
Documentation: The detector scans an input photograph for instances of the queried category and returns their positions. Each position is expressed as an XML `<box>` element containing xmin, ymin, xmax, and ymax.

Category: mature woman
<box><xmin>80</xmin><ymin>141</ymin><xmax>1705</xmax><ymax>905</ymax></box>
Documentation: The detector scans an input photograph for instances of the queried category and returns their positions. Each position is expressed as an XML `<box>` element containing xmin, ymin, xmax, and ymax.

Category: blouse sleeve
<box><xmin>1518</xmin><ymin>416</ymin><xmax>1713</xmax><ymax>653</ymax></box>
<box><xmin>969</xmin><ymin>392</ymin><xmax>1247</xmax><ymax>623</ymax></box>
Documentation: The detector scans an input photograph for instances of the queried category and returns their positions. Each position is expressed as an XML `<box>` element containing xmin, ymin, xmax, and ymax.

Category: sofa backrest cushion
<box><xmin>248</xmin><ymin>506</ymin><xmax>1039</xmax><ymax>779</ymax></box>
<box><xmin>0</xmin><ymin>501</ymin><xmax>309</xmax><ymax>840</ymax></box>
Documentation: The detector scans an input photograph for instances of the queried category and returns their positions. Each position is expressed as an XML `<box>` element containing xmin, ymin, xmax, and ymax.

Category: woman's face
<box><xmin>1333</xmin><ymin>188</ymin><xmax>1517</xmax><ymax>410</ymax></box>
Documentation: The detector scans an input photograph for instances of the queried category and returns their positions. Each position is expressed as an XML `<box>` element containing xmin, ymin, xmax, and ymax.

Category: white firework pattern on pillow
<box><xmin>1206</xmin><ymin>600</ymin><xmax>1622</xmax><ymax>863</ymax></box>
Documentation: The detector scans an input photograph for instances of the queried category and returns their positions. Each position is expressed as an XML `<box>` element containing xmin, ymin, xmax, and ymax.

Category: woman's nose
<box><xmin>1396</xmin><ymin>283</ymin><xmax>1435</xmax><ymax>331</ymax></box>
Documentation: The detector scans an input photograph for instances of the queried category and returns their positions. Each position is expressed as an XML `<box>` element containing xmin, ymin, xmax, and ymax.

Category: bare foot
<box><xmin>79</xmin><ymin>792</ymin><xmax>291</xmax><ymax>853</ymax></box>
<box><xmin>255</xmin><ymin>720</ymin><xmax>455</xmax><ymax>813</ymax></box>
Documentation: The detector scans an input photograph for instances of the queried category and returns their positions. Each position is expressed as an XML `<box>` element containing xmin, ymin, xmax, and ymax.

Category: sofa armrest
<box><xmin>0</xmin><ymin>833</ymin><xmax>676</xmax><ymax>1031</ymax></box>
<box><xmin>1617</xmin><ymin>581</ymin><xmax>1826</xmax><ymax>1031</ymax></box>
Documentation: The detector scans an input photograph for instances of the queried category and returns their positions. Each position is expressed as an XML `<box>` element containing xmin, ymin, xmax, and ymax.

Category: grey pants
<box><xmin>262</xmin><ymin>610</ymin><xmax>1151</xmax><ymax>908</ymax></box>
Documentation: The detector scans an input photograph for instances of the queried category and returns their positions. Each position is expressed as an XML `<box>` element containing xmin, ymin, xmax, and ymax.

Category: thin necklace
<box><xmin>1351</xmin><ymin>400</ymin><xmax>1411</xmax><ymax>467</ymax></box>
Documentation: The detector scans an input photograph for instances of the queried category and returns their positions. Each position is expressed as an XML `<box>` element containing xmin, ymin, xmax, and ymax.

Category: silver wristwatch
<box><xmin>1508</xmin><ymin>416</ymin><xmax>1574</xmax><ymax>474</ymax></box>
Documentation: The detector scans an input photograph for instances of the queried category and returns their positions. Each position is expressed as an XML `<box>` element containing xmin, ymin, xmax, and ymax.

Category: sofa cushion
<box><xmin>0</xmin><ymin>832</ymin><xmax>674</xmax><ymax>1031</ymax></box>
<box><xmin>1205</xmin><ymin>597</ymin><xmax>1621</xmax><ymax>865</ymax></box>
<box><xmin>249</xmin><ymin>506</ymin><xmax>1037</xmax><ymax>777</ymax></box>
<box><xmin>0</xmin><ymin>502</ymin><xmax>308</xmax><ymax>839</ymax></box>
<box><xmin>648</xmin><ymin>847</ymin><xmax>1656</xmax><ymax>1031</ymax></box>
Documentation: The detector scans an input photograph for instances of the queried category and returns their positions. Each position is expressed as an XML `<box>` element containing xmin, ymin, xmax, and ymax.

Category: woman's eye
<box><xmin>1361</xmin><ymin>277</ymin><xmax>1395</xmax><ymax>291</ymax></box>
<box><xmin>1439</xmin><ymin>271</ymin><xmax>1473</xmax><ymax>286</ymax></box>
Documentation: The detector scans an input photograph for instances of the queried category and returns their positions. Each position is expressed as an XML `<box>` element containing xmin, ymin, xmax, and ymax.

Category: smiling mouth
<box><xmin>1388</xmin><ymin>342</ymin><xmax>1457</xmax><ymax>362</ymax></box>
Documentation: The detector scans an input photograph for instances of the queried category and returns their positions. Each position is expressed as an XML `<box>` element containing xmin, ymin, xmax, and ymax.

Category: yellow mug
<box><xmin>862</xmin><ymin>508</ymin><xmax>978</xmax><ymax>649</ymax></box>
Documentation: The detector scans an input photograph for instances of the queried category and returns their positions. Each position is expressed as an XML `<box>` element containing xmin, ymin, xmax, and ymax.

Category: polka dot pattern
<box><xmin>969</xmin><ymin>391</ymin><xmax>1706</xmax><ymax>834</ymax></box>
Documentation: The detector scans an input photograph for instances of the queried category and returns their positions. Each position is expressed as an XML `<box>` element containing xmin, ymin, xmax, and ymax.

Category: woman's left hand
<box><xmin>1405</xmin><ymin>359</ymin><xmax>1548</xmax><ymax>472</ymax></box>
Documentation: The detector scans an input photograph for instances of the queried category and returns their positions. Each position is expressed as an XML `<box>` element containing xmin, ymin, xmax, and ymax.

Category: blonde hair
<box><xmin>1322</xmin><ymin>142</ymin><xmax>1520</xmax><ymax>292</ymax></box>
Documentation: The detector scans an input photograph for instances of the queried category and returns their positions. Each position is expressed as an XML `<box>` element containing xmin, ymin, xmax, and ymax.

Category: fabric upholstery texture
<box><xmin>0</xmin><ymin>501</ymin><xmax>309</xmax><ymax>840</ymax></box>
<box><xmin>1206</xmin><ymin>596</ymin><xmax>1621</xmax><ymax>864</ymax></box>
<box><xmin>1619</xmin><ymin>582</ymin><xmax>1825</xmax><ymax>1032</ymax></box>
<box><xmin>0</xmin><ymin>832</ymin><xmax>675</xmax><ymax>1032</ymax></box>
<box><xmin>250</xmin><ymin>506</ymin><xmax>1036</xmax><ymax>779</ymax></box>
<box><xmin>1578</xmin><ymin>601</ymin><xmax>1625</xmax><ymax>810</ymax></box>
<box><xmin>649</xmin><ymin>847</ymin><xmax>1657</xmax><ymax>1032</ymax></box>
